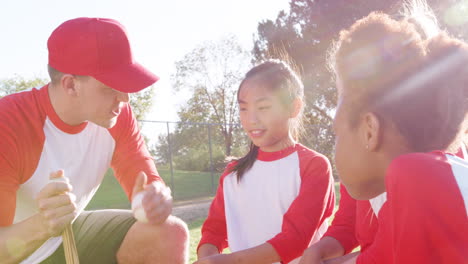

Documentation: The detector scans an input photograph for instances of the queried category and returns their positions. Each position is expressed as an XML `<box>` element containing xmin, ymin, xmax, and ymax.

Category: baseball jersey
<box><xmin>324</xmin><ymin>184</ymin><xmax>385</xmax><ymax>254</ymax></box>
<box><xmin>198</xmin><ymin>144</ymin><xmax>335</xmax><ymax>264</ymax></box>
<box><xmin>358</xmin><ymin>151</ymin><xmax>468</xmax><ymax>264</ymax></box>
<box><xmin>0</xmin><ymin>85</ymin><xmax>161</xmax><ymax>263</ymax></box>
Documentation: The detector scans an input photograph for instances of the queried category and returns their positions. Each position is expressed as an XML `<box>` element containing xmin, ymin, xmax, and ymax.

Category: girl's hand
<box><xmin>193</xmin><ymin>253</ymin><xmax>235</xmax><ymax>264</ymax></box>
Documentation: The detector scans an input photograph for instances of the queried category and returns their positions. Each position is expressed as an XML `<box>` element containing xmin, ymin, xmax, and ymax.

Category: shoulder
<box><xmin>112</xmin><ymin>103</ymin><xmax>134</xmax><ymax>127</ymax></box>
<box><xmin>386</xmin><ymin>152</ymin><xmax>459</xmax><ymax>201</ymax></box>
<box><xmin>220</xmin><ymin>160</ymin><xmax>238</xmax><ymax>181</ymax></box>
<box><xmin>0</xmin><ymin>88</ymin><xmax>41</xmax><ymax>117</ymax></box>
<box><xmin>387</xmin><ymin>152</ymin><xmax>448</xmax><ymax>184</ymax></box>
<box><xmin>0</xmin><ymin>88</ymin><xmax>44</xmax><ymax>137</ymax></box>
<box><xmin>295</xmin><ymin>144</ymin><xmax>331</xmax><ymax>169</ymax></box>
<box><xmin>294</xmin><ymin>144</ymin><xmax>332</xmax><ymax>184</ymax></box>
<box><xmin>108</xmin><ymin>103</ymin><xmax>137</xmax><ymax>138</ymax></box>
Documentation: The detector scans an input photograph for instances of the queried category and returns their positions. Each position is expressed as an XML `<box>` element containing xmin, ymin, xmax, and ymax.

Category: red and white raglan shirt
<box><xmin>198</xmin><ymin>144</ymin><xmax>335</xmax><ymax>264</ymax></box>
<box><xmin>323</xmin><ymin>184</ymin><xmax>386</xmax><ymax>255</ymax></box>
<box><xmin>357</xmin><ymin>148</ymin><xmax>468</xmax><ymax>264</ymax></box>
<box><xmin>0</xmin><ymin>85</ymin><xmax>161</xmax><ymax>263</ymax></box>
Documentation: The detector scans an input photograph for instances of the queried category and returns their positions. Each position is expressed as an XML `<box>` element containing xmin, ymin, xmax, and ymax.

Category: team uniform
<box><xmin>325</xmin><ymin>145</ymin><xmax>466</xmax><ymax>264</ymax></box>
<box><xmin>324</xmin><ymin>185</ymin><xmax>385</xmax><ymax>254</ymax></box>
<box><xmin>357</xmin><ymin>149</ymin><xmax>468</xmax><ymax>264</ymax></box>
<box><xmin>198</xmin><ymin>144</ymin><xmax>335</xmax><ymax>264</ymax></box>
<box><xmin>0</xmin><ymin>85</ymin><xmax>160</xmax><ymax>263</ymax></box>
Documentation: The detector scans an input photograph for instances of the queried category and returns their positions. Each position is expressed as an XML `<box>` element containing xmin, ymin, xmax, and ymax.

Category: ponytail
<box><xmin>229</xmin><ymin>143</ymin><xmax>259</xmax><ymax>182</ymax></box>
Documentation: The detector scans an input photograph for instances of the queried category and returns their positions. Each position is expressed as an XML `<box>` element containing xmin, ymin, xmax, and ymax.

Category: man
<box><xmin>0</xmin><ymin>17</ymin><xmax>188</xmax><ymax>263</ymax></box>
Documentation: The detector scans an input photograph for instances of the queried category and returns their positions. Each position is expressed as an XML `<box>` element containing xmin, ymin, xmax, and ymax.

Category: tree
<box><xmin>171</xmin><ymin>35</ymin><xmax>252</xmax><ymax>157</ymax></box>
<box><xmin>130</xmin><ymin>86</ymin><xmax>156</xmax><ymax>121</ymax></box>
<box><xmin>0</xmin><ymin>75</ymin><xmax>47</xmax><ymax>98</ymax></box>
<box><xmin>153</xmin><ymin>36</ymin><xmax>252</xmax><ymax>172</ymax></box>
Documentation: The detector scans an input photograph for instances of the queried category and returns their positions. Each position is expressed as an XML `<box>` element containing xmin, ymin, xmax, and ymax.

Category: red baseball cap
<box><xmin>47</xmin><ymin>17</ymin><xmax>159</xmax><ymax>93</ymax></box>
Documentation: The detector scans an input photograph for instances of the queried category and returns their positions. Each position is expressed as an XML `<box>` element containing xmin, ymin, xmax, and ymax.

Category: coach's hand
<box><xmin>132</xmin><ymin>171</ymin><xmax>172</xmax><ymax>225</ymax></box>
<box><xmin>36</xmin><ymin>170</ymin><xmax>77</xmax><ymax>237</ymax></box>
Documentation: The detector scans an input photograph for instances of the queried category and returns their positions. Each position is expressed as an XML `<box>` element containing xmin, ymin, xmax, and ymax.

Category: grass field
<box><xmin>188</xmin><ymin>218</ymin><xmax>204</xmax><ymax>263</ymax></box>
<box><xmin>86</xmin><ymin>168</ymin><xmax>220</xmax><ymax>210</ymax></box>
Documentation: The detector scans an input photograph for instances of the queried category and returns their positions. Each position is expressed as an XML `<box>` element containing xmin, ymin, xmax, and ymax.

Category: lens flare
<box><xmin>443</xmin><ymin>0</ymin><xmax>468</xmax><ymax>27</ymax></box>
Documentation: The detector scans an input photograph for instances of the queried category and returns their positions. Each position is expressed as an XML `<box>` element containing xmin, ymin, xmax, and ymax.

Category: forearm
<box><xmin>300</xmin><ymin>237</ymin><xmax>346</xmax><ymax>264</ymax></box>
<box><xmin>313</xmin><ymin>236</ymin><xmax>346</xmax><ymax>260</ymax></box>
<box><xmin>230</xmin><ymin>243</ymin><xmax>281</xmax><ymax>264</ymax></box>
<box><xmin>198</xmin><ymin>243</ymin><xmax>220</xmax><ymax>259</ymax></box>
<box><xmin>324</xmin><ymin>252</ymin><xmax>359</xmax><ymax>264</ymax></box>
<box><xmin>0</xmin><ymin>214</ymin><xmax>50</xmax><ymax>264</ymax></box>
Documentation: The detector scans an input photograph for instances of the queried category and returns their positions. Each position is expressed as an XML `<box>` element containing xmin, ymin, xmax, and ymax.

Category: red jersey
<box><xmin>198</xmin><ymin>144</ymin><xmax>335</xmax><ymax>264</ymax></box>
<box><xmin>359</xmin><ymin>151</ymin><xmax>468</xmax><ymax>264</ymax></box>
<box><xmin>324</xmin><ymin>184</ymin><xmax>381</xmax><ymax>254</ymax></box>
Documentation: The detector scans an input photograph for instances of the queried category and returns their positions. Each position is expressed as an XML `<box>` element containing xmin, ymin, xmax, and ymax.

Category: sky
<box><xmin>0</xmin><ymin>0</ymin><xmax>290</xmax><ymax>121</ymax></box>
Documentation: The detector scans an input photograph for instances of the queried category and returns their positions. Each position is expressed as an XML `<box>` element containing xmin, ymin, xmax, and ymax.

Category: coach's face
<box><xmin>76</xmin><ymin>76</ymin><xmax>129</xmax><ymax>128</ymax></box>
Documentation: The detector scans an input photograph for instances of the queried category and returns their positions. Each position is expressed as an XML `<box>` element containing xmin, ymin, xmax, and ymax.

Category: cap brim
<box><xmin>94</xmin><ymin>62</ymin><xmax>159</xmax><ymax>93</ymax></box>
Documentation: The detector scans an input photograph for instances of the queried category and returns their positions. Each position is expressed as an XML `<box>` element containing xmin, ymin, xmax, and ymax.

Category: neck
<box><xmin>48</xmin><ymin>83</ymin><xmax>84</xmax><ymax>126</ymax></box>
<box><xmin>364</xmin><ymin>133</ymin><xmax>412</xmax><ymax>199</ymax></box>
<box><xmin>259</xmin><ymin>135</ymin><xmax>296</xmax><ymax>153</ymax></box>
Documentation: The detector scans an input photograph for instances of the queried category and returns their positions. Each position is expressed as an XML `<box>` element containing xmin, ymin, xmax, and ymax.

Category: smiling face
<box><xmin>75</xmin><ymin>76</ymin><xmax>129</xmax><ymax>128</ymax></box>
<box><xmin>238</xmin><ymin>80</ymin><xmax>295</xmax><ymax>152</ymax></box>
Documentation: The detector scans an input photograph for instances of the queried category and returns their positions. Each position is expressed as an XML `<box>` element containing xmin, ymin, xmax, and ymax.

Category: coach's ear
<box><xmin>61</xmin><ymin>74</ymin><xmax>79</xmax><ymax>97</ymax></box>
<box><xmin>132</xmin><ymin>171</ymin><xmax>147</xmax><ymax>200</ymax></box>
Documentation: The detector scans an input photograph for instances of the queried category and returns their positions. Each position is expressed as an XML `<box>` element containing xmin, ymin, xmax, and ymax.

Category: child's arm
<box><xmin>300</xmin><ymin>184</ymin><xmax>360</xmax><ymax>264</ymax></box>
<box><xmin>299</xmin><ymin>237</ymin><xmax>346</xmax><ymax>264</ymax></box>
<box><xmin>197</xmin><ymin>244</ymin><xmax>220</xmax><ymax>259</ymax></box>
<box><xmin>196</xmin><ymin>165</ymin><xmax>233</xmax><ymax>259</ymax></box>
<box><xmin>195</xmin><ymin>243</ymin><xmax>280</xmax><ymax>264</ymax></box>
<box><xmin>266</xmin><ymin>154</ymin><xmax>335</xmax><ymax>263</ymax></box>
<box><xmin>320</xmin><ymin>184</ymin><xmax>359</xmax><ymax>254</ymax></box>
<box><xmin>323</xmin><ymin>252</ymin><xmax>359</xmax><ymax>264</ymax></box>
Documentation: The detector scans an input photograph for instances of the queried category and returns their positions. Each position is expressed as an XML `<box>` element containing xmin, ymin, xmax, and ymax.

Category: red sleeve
<box><xmin>197</xmin><ymin>163</ymin><xmax>234</xmax><ymax>253</ymax></box>
<box><xmin>355</xmin><ymin>202</ymin><xmax>390</xmax><ymax>264</ymax></box>
<box><xmin>385</xmin><ymin>153</ymin><xmax>468</xmax><ymax>263</ymax></box>
<box><xmin>0</xmin><ymin>91</ymin><xmax>45</xmax><ymax>226</ymax></box>
<box><xmin>109</xmin><ymin>104</ymin><xmax>161</xmax><ymax>199</ymax></box>
<box><xmin>323</xmin><ymin>184</ymin><xmax>359</xmax><ymax>254</ymax></box>
<box><xmin>267</xmin><ymin>152</ymin><xmax>335</xmax><ymax>264</ymax></box>
<box><xmin>0</xmin><ymin>113</ymin><xmax>20</xmax><ymax>226</ymax></box>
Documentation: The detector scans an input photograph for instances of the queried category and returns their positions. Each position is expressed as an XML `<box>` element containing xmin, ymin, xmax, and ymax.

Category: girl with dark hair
<box><xmin>323</xmin><ymin>10</ymin><xmax>467</xmax><ymax>264</ymax></box>
<box><xmin>195</xmin><ymin>60</ymin><xmax>335</xmax><ymax>264</ymax></box>
<box><xmin>299</xmin><ymin>1</ymin><xmax>468</xmax><ymax>263</ymax></box>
